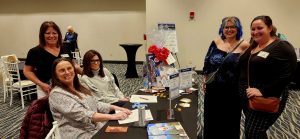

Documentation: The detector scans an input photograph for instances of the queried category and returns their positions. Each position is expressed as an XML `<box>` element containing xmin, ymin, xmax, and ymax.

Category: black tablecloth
<box><xmin>92</xmin><ymin>91</ymin><xmax>198</xmax><ymax>139</ymax></box>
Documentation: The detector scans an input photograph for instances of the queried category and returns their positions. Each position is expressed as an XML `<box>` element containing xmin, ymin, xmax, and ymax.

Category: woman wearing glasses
<box><xmin>202</xmin><ymin>16</ymin><xmax>249</xmax><ymax>139</ymax></box>
<box><xmin>80</xmin><ymin>50</ymin><xmax>129</xmax><ymax>107</ymax></box>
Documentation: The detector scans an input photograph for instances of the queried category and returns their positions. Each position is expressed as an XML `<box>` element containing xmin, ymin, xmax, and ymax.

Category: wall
<box><xmin>146</xmin><ymin>0</ymin><xmax>300</xmax><ymax>70</ymax></box>
<box><xmin>0</xmin><ymin>0</ymin><xmax>299</xmax><ymax>70</ymax></box>
<box><xmin>0</xmin><ymin>0</ymin><xmax>146</xmax><ymax>61</ymax></box>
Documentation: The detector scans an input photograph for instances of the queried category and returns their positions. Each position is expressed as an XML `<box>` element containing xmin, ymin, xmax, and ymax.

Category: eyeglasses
<box><xmin>91</xmin><ymin>59</ymin><xmax>100</xmax><ymax>64</ymax></box>
<box><xmin>224</xmin><ymin>26</ymin><xmax>236</xmax><ymax>30</ymax></box>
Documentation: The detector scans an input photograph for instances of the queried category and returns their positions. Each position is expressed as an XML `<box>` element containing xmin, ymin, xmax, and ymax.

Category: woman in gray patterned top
<box><xmin>80</xmin><ymin>50</ymin><xmax>129</xmax><ymax>107</ymax></box>
<box><xmin>49</xmin><ymin>58</ymin><xmax>131</xmax><ymax>139</ymax></box>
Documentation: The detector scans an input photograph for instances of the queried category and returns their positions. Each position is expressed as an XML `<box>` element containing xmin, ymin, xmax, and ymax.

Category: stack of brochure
<box><xmin>147</xmin><ymin>122</ymin><xmax>189</xmax><ymax>139</ymax></box>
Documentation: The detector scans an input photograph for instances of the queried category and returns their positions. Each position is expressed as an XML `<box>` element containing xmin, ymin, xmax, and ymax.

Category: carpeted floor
<box><xmin>0</xmin><ymin>63</ymin><xmax>299</xmax><ymax>139</ymax></box>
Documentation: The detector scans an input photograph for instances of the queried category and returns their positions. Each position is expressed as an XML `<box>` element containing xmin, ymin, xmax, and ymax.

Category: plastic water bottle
<box><xmin>143</xmin><ymin>76</ymin><xmax>149</xmax><ymax>90</ymax></box>
<box><xmin>138</xmin><ymin>106</ymin><xmax>146</xmax><ymax>126</ymax></box>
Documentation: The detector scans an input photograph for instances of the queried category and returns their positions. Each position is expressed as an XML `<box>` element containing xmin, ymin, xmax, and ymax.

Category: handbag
<box><xmin>248</xmin><ymin>97</ymin><xmax>280</xmax><ymax>113</ymax></box>
<box><xmin>205</xmin><ymin>40</ymin><xmax>244</xmax><ymax>84</ymax></box>
<box><xmin>247</xmin><ymin>51</ymin><xmax>280</xmax><ymax>113</ymax></box>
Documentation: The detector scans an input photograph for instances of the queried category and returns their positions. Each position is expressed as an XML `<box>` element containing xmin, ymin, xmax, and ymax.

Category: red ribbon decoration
<box><xmin>148</xmin><ymin>45</ymin><xmax>170</xmax><ymax>62</ymax></box>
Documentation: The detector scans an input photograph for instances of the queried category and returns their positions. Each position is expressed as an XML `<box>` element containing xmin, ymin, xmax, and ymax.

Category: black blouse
<box><xmin>239</xmin><ymin>39</ymin><xmax>297</xmax><ymax>97</ymax></box>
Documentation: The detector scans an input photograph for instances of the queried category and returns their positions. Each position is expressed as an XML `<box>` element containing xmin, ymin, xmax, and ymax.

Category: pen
<box><xmin>139</xmin><ymin>97</ymin><xmax>149</xmax><ymax>100</ymax></box>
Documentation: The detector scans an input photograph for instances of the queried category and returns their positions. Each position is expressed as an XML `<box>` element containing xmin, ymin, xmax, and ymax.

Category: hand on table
<box><xmin>113</xmin><ymin>111</ymin><xmax>130</xmax><ymax>120</ymax></box>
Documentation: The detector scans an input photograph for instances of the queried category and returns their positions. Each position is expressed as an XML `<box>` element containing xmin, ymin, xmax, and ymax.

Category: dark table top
<box><xmin>92</xmin><ymin>91</ymin><xmax>198</xmax><ymax>139</ymax></box>
<box><xmin>119</xmin><ymin>43</ymin><xmax>142</xmax><ymax>47</ymax></box>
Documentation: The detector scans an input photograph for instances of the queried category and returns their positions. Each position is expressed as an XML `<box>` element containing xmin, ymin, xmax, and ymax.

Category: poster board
<box><xmin>158</xmin><ymin>23</ymin><xmax>178</xmax><ymax>53</ymax></box>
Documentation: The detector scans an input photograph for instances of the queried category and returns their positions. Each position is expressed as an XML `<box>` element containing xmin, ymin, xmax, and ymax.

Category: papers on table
<box><xmin>139</xmin><ymin>89</ymin><xmax>158</xmax><ymax>93</ymax></box>
<box><xmin>117</xmin><ymin>109</ymin><xmax>153</xmax><ymax>124</ymax></box>
<box><xmin>179</xmin><ymin>87</ymin><xmax>198</xmax><ymax>94</ymax></box>
<box><xmin>130</xmin><ymin>95</ymin><xmax>158</xmax><ymax>103</ymax></box>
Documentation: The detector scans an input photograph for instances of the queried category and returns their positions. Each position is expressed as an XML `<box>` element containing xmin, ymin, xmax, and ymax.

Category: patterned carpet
<box><xmin>0</xmin><ymin>63</ymin><xmax>299</xmax><ymax>139</ymax></box>
<box><xmin>197</xmin><ymin>74</ymin><xmax>300</xmax><ymax>139</ymax></box>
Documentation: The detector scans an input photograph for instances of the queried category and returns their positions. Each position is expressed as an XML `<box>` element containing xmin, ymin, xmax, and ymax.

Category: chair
<box><xmin>112</xmin><ymin>73</ymin><xmax>120</xmax><ymax>88</ymax></box>
<box><xmin>0</xmin><ymin>58</ymin><xmax>12</xmax><ymax>102</ymax></box>
<box><xmin>71</xmin><ymin>51</ymin><xmax>82</xmax><ymax>66</ymax></box>
<box><xmin>45</xmin><ymin>121</ymin><xmax>61</xmax><ymax>139</ymax></box>
<box><xmin>1</xmin><ymin>54</ymin><xmax>17</xmax><ymax>102</ymax></box>
<box><xmin>3</xmin><ymin>58</ymin><xmax>37</xmax><ymax>109</ymax></box>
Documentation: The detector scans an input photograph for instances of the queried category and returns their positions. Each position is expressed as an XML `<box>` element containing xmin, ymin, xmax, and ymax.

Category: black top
<box><xmin>25</xmin><ymin>45</ymin><xmax>72</xmax><ymax>83</ymax></box>
<box><xmin>203</xmin><ymin>41</ymin><xmax>241</xmax><ymax>85</ymax></box>
<box><xmin>239</xmin><ymin>39</ymin><xmax>297</xmax><ymax>97</ymax></box>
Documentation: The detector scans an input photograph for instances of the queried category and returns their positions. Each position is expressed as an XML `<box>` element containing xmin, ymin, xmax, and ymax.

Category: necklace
<box><xmin>251</xmin><ymin>38</ymin><xmax>274</xmax><ymax>54</ymax></box>
<box><xmin>225</xmin><ymin>40</ymin><xmax>238</xmax><ymax>53</ymax></box>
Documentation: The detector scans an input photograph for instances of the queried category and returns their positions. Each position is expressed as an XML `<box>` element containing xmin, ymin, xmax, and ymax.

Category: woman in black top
<box><xmin>24</xmin><ymin>21</ymin><xmax>81</xmax><ymax>99</ymax></box>
<box><xmin>239</xmin><ymin>15</ymin><xmax>297</xmax><ymax>139</ymax></box>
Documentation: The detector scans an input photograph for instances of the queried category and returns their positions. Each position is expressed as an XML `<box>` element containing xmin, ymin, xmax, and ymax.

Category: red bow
<box><xmin>148</xmin><ymin>45</ymin><xmax>170</xmax><ymax>62</ymax></box>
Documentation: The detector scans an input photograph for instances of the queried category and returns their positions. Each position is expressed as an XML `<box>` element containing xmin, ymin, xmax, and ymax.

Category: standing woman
<box><xmin>24</xmin><ymin>21</ymin><xmax>78</xmax><ymax>98</ymax></box>
<box><xmin>202</xmin><ymin>16</ymin><xmax>249</xmax><ymax>139</ymax></box>
<box><xmin>239</xmin><ymin>15</ymin><xmax>297</xmax><ymax>138</ymax></box>
<box><xmin>80</xmin><ymin>50</ymin><xmax>129</xmax><ymax>107</ymax></box>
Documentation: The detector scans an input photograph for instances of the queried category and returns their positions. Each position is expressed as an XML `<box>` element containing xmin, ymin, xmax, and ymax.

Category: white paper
<box><xmin>139</xmin><ymin>89</ymin><xmax>158</xmax><ymax>93</ymax></box>
<box><xmin>158</xmin><ymin>23</ymin><xmax>178</xmax><ymax>53</ymax></box>
<box><xmin>117</xmin><ymin>109</ymin><xmax>153</xmax><ymax>124</ymax></box>
<box><xmin>179</xmin><ymin>67</ymin><xmax>193</xmax><ymax>89</ymax></box>
<box><xmin>166</xmin><ymin>53</ymin><xmax>176</xmax><ymax>65</ymax></box>
<box><xmin>169</xmin><ymin>73</ymin><xmax>180</xmax><ymax>99</ymax></box>
<box><xmin>179</xmin><ymin>88</ymin><xmax>198</xmax><ymax>94</ymax></box>
<box><xmin>130</xmin><ymin>95</ymin><xmax>158</xmax><ymax>103</ymax></box>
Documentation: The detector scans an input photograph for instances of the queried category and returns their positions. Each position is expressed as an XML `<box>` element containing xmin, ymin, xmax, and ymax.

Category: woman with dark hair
<box><xmin>24</xmin><ymin>21</ymin><xmax>81</xmax><ymax>98</ymax></box>
<box><xmin>80</xmin><ymin>50</ymin><xmax>129</xmax><ymax>106</ymax></box>
<box><xmin>49</xmin><ymin>58</ymin><xmax>131</xmax><ymax>139</ymax></box>
<box><xmin>239</xmin><ymin>15</ymin><xmax>297</xmax><ymax>138</ymax></box>
<box><xmin>202</xmin><ymin>16</ymin><xmax>249</xmax><ymax>138</ymax></box>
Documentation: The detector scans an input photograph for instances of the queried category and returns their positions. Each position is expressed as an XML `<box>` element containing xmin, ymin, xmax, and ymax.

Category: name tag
<box><xmin>61</xmin><ymin>54</ymin><xmax>69</xmax><ymax>58</ymax></box>
<box><xmin>257</xmin><ymin>51</ymin><xmax>269</xmax><ymax>58</ymax></box>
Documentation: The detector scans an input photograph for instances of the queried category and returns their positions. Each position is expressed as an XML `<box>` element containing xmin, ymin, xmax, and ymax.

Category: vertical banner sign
<box><xmin>169</xmin><ymin>73</ymin><xmax>180</xmax><ymax>99</ymax></box>
<box><xmin>179</xmin><ymin>67</ymin><xmax>193</xmax><ymax>89</ymax></box>
<box><xmin>158</xmin><ymin>23</ymin><xmax>178</xmax><ymax>53</ymax></box>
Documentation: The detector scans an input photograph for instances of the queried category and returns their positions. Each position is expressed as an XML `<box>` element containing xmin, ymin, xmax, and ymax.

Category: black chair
<box><xmin>112</xmin><ymin>73</ymin><xmax>119</xmax><ymax>88</ymax></box>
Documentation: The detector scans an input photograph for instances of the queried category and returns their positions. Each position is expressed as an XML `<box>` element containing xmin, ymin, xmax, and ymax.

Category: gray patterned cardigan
<box><xmin>49</xmin><ymin>86</ymin><xmax>111</xmax><ymax>139</ymax></box>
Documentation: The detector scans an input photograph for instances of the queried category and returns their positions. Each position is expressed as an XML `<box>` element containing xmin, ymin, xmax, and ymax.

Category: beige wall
<box><xmin>146</xmin><ymin>0</ymin><xmax>300</xmax><ymax>70</ymax></box>
<box><xmin>0</xmin><ymin>0</ymin><xmax>299</xmax><ymax>70</ymax></box>
<box><xmin>0</xmin><ymin>0</ymin><xmax>146</xmax><ymax>61</ymax></box>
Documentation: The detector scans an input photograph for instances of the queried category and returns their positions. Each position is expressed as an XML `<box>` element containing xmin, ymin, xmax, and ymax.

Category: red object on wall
<box><xmin>189</xmin><ymin>11</ymin><xmax>195</xmax><ymax>19</ymax></box>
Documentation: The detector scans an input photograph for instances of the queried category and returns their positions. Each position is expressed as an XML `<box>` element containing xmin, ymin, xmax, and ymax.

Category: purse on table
<box><xmin>247</xmin><ymin>51</ymin><xmax>280</xmax><ymax>113</ymax></box>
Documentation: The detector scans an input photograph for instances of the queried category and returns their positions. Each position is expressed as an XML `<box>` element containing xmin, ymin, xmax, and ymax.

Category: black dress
<box><xmin>202</xmin><ymin>41</ymin><xmax>242</xmax><ymax>139</ymax></box>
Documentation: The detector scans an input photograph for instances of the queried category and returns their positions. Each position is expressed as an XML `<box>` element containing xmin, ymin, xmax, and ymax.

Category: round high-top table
<box><xmin>119</xmin><ymin>43</ymin><xmax>142</xmax><ymax>78</ymax></box>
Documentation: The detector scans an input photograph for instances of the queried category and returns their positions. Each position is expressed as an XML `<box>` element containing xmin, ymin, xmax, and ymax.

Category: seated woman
<box><xmin>80</xmin><ymin>50</ymin><xmax>129</xmax><ymax>107</ymax></box>
<box><xmin>49</xmin><ymin>58</ymin><xmax>131</xmax><ymax>139</ymax></box>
